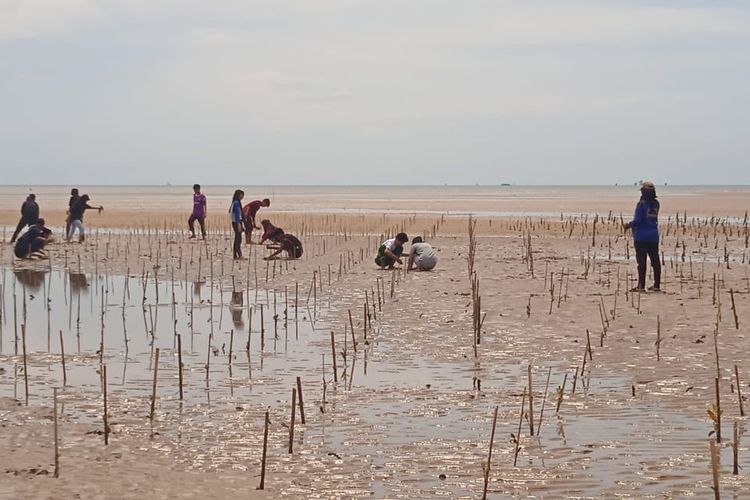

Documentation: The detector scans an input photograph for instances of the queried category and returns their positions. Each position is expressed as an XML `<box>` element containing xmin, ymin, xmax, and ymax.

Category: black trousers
<box><xmin>232</xmin><ymin>222</ymin><xmax>243</xmax><ymax>259</ymax></box>
<box><xmin>635</xmin><ymin>240</ymin><xmax>661</xmax><ymax>289</ymax></box>
<box><xmin>189</xmin><ymin>215</ymin><xmax>206</xmax><ymax>237</ymax></box>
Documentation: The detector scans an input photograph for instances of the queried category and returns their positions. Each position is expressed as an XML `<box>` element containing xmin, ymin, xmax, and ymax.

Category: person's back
<box><xmin>409</xmin><ymin>238</ymin><xmax>437</xmax><ymax>270</ymax></box>
<box><xmin>631</xmin><ymin>199</ymin><xmax>659</xmax><ymax>242</ymax></box>
<box><xmin>22</xmin><ymin>198</ymin><xmax>39</xmax><ymax>222</ymax></box>
<box><xmin>282</xmin><ymin>234</ymin><xmax>303</xmax><ymax>259</ymax></box>
<box><xmin>69</xmin><ymin>197</ymin><xmax>88</xmax><ymax>221</ymax></box>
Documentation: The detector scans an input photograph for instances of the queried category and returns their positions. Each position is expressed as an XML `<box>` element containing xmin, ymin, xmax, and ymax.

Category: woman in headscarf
<box><xmin>624</xmin><ymin>181</ymin><xmax>661</xmax><ymax>292</ymax></box>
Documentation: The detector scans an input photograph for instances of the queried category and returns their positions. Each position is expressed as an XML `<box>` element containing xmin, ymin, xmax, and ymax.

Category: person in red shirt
<box><xmin>242</xmin><ymin>198</ymin><xmax>270</xmax><ymax>243</ymax></box>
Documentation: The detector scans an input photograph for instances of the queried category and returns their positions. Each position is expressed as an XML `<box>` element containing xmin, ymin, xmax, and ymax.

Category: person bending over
<box><xmin>407</xmin><ymin>236</ymin><xmax>438</xmax><ymax>271</ymax></box>
<box><xmin>14</xmin><ymin>219</ymin><xmax>52</xmax><ymax>259</ymax></box>
<box><xmin>624</xmin><ymin>181</ymin><xmax>661</xmax><ymax>292</ymax></box>
<box><xmin>188</xmin><ymin>184</ymin><xmax>207</xmax><ymax>239</ymax></box>
<box><xmin>264</xmin><ymin>234</ymin><xmax>303</xmax><ymax>260</ymax></box>
<box><xmin>375</xmin><ymin>232</ymin><xmax>408</xmax><ymax>269</ymax></box>
<box><xmin>10</xmin><ymin>194</ymin><xmax>39</xmax><ymax>243</ymax></box>
<box><xmin>259</xmin><ymin>219</ymin><xmax>285</xmax><ymax>244</ymax></box>
<box><xmin>67</xmin><ymin>195</ymin><xmax>103</xmax><ymax>243</ymax></box>
<box><xmin>242</xmin><ymin>198</ymin><xmax>270</xmax><ymax>244</ymax></box>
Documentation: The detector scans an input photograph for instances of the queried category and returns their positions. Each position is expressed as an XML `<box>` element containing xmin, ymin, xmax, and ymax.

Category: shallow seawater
<box><xmin>1</xmin><ymin>264</ymin><xmax>748</xmax><ymax>498</ymax></box>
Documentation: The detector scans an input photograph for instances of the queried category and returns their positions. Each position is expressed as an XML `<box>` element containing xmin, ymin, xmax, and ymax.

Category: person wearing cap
<box><xmin>624</xmin><ymin>181</ymin><xmax>661</xmax><ymax>292</ymax></box>
<box><xmin>10</xmin><ymin>194</ymin><xmax>40</xmax><ymax>243</ymax></box>
<box><xmin>14</xmin><ymin>218</ymin><xmax>52</xmax><ymax>259</ymax></box>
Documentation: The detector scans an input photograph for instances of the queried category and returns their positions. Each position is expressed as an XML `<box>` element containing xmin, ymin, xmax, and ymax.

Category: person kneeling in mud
<box><xmin>374</xmin><ymin>232</ymin><xmax>408</xmax><ymax>269</ymax></box>
<box><xmin>259</xmin><ymin>219</ymin><xmax>285</xmax><ymax>245</ymax></box>
<box><xmin>14</xmin><ymin>219</ymin><xmax>53</xmax><ymax>260</ymax></box>
<box><xmin>406</xmin><ymin>236</ymin><xmax>438</xmax><ymax>271</ymax></box>
<box><xmin>265</xmin><ymin>233</ymin><xmax>303</xmax><ymax>260</ymax></box>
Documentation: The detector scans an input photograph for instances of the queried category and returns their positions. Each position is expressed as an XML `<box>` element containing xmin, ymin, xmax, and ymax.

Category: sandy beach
<box><xmin>1</xmin><ymin>186</ymin><xmax>749</xmax><ymax>498</ymax></box>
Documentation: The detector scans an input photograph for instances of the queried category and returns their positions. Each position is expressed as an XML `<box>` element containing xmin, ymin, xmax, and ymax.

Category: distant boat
<box><xmin>500</xmin><ymin>183</ymin><xmax>511</xmax><ymax>187</ymax></box>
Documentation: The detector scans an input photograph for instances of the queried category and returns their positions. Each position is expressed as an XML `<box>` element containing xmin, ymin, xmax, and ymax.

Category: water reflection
<box><xmin>14</xmin><ymin>269</ymin><xmax>47</xmax><ymax>291</ymax></box>
<box><xmin>69</xmin><ymin>272</ymin><xmax>88</xmax><ymax>291</ymax></box>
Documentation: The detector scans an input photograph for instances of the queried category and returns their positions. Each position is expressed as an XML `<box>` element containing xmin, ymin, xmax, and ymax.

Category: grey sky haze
<box><xmin>1</xmin><ymin>0</ymin><xmax>748</xmax><ymax>185</ymax></box>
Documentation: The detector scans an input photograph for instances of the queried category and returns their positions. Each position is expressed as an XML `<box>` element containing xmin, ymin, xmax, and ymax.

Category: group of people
<box><xmin>374</xmin><ymin>232</ymin><xmax>438</xmax><ymax>272</ymax></box>
<box><xmin>187</xmin><ymin>184</ymin><xmax>303</xmax><ymax>261</ymax></box>
<box><xmin>371</xmin><ymin>182</ymin><xmax>662</xmax><ymax>286</ymax></box>
<box><xmin>10</xmin><ymin>189</ymin><xmax>103</xmax><ymax>259</ymax></box>
<box><xmin>9</xmin><ymin>183</ymin><xmax>661</xmax><ymax>292</ymax></box>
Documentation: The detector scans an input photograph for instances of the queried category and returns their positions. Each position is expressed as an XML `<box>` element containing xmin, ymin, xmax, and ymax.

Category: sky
<box><xmin>0</xmin><ymin>0</ymin><xmax>748</xmax><ymax>185</ymax></box>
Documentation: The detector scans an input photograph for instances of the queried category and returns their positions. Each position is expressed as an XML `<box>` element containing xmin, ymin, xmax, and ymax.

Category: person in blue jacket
<box><xmin>229</xmin><ymin>189</ymin><xmax>244</xmax><ymax>259</ymax></box>
<box><xmin>624</xmin><ymin>181</ymin><xmax>661</xmax><ymax>292</ymax></box>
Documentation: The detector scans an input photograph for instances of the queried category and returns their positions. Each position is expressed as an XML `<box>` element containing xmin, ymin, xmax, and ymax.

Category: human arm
<box><xmin>624</xmin><ymin>203</ymin><xmax>644</xmax><ymax>231</ymax></box>
<box><xmin>384</xmin><ymin>248</ymin><xmax>403</xmax><ymax>265</ymax></box>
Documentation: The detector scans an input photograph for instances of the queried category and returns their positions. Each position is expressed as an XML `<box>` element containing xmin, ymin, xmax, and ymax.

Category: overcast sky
<box><xmin>1</xmin><ymin>0</ymin><xmax>748</xmax><ymax>185</ymax></box>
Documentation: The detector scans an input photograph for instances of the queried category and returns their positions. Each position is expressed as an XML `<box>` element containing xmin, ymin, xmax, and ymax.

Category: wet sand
<box><xmin>1</xmin><ymin>188</ymin><xmax>749</xmax><ymax>498</ymax></box>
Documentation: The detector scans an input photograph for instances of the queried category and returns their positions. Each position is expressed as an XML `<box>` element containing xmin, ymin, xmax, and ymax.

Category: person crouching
<box><xmin>15</xmin><ymin>219</ymin><xmax>52</xmax><ymax>259</ymax></box>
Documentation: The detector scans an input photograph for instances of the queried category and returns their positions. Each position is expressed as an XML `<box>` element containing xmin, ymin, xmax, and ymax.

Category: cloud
<box><xmin>0</xmin><ymin>0</ymin><xmax>101</xmax><ymax>40</ymax></box>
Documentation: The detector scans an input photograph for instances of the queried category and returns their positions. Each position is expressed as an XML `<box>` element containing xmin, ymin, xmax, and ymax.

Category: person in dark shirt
<box><xmin>14</xmin><ymin>218</ymin><xmax>52</xmax><ymax>259</ymax></box>
<box><xmin>66</xmin><ymin>188</ymin><xmax>80</xmax><ymax>237</ymax></box>
<box><xmin>242</xmin><ymin>198</ymin><xmax>270</xmax><ymax>244</ymax></box>
<box><xmin>66</xmin><ymin>194</ymin><xmax>103</xmax><ymax>243</ymax></box>
<box><xmin>264</xmin><ymin>233</ymin><xmax>303</xmax><ymax>260</ymax></box>
<box><xmin>624</xmin><ymin>181</ymin><xmax>661</xmax><ymax>292</ymax></box>
<box><xmin>10</xmin><ymin>194</ymin><xmax>40</xmax><ymax>243</ymax></box>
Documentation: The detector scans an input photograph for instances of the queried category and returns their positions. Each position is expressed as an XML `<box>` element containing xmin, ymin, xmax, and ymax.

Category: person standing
<box><xmin>65</xmin><ymin>188</ymin><xmax>80</xmax><ymax>237</ymax></box>
<box><xmin>624</xmin><ymin>181</ymin><xmax>661</xmax><ymax>292</ymax></box>
<box><xmin>10</xmin><ymin>194</ymin><xmax>39</xmax><ymax>243</ymax></box>
<box><xmin>188</xmin><ymin>184</ymin><xmax>207</xmax><ymax>239</ymax></box>
<box><xmin>66</xmin><ymin>194</ymin><xmax>103</xmax><ymax>243</ymax></box>
<box><xmin>242</xmin><ymin>198</ymin><xmax>270</xmax><ymax>244</ymax></box>
<box><xmin>229</xmin><ymin>189</ymin><xmax>244</xmax><ymax>259</ymax></box>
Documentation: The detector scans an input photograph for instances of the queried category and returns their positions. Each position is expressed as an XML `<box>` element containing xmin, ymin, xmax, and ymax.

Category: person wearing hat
<box><xmin>624</xmin><ymin>181</ymin><xmax>661</xmax><ymax>292</ymax></box>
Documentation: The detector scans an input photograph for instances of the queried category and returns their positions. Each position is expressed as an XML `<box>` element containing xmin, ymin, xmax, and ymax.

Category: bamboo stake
<box><xmin>715</xmin><ymin>377</ymin><xmax>722</xmax><ymax>443</ymax></box>
<box><xmin>481</xmin><ymin>406</ymin><xmax>499</xmax><ymax>500</ymax></box>
<box><xmin>709</xmin><ymin>439</ymin><xmax>720</xmax><ymax>500</ymax></box>
<box><xmin>556</xmin><ymin>373</ymin><xmax>567</xmax><ymax>413</ymax></box>
<box><xmin>258</xmin><ymin>410</ymin><xmax>269</xmax><ymax>490</ymax></box>
<box><xmin>21</xmin><ymin>324</ymin><xmax>28</xmax><ymax>405</ymax></box>
<box><xmin>527</xmin><ymin>365</ymin><xmax>535</xmax><ymax>436</ymax></box>
<box><xmin>513</xmin><ymin>388</ymin><xmax>526</xmax><ymax>467</ymax></box>
<box><xmin>53</xmin><ymin>387</ymin><xmax>59</xmax><ymax>478</ymax></box>
<box><xmin>103</xmin><ymin>364</ymin><xmax>109</xmax><ymax>445</ymax></box>
<box><xmin>296</xmin><ymin>376</ymin><xmax>306</xmax><ymax>424</ymax></box>
<box><xmin>330</xmin><ymin>331</ymin><xmax>338</xmax><ymax>383</ymax></box>
<box><xmin>734</xmin><ymin>364</ymin><xmax>744</xmax><ymax>417</ymax></box>
<box><xmin>59</xmin><ymin>330</ymin><xmax>67</xmax><ymax>386</ymax></box>
<box><xmin>150</xmin><ymin>348</ymin><xmax>160</xmax><ymax>421</ymax></box>
<box><xmin>536</xmin><ymin>367</ymin><xmax>552</xmax><ymax>435</ymax></box>
<box><xmin>288</xmin><ymin>388</ymin><xmax>296</xmax><ymax>454</ymax></box>
<box><xmin>178</xmin><ymin>334</ymin><xmax>184</xmax><ymax>401</ymax></box>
